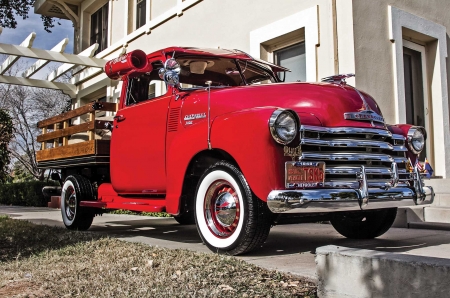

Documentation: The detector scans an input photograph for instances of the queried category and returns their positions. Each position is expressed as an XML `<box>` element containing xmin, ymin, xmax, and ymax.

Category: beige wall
<box><xmin>73</xmin><ymin>0</ymin><xmax>450</xmax><ymax>176</ymax></box>
<box><xmin>352</xmin><ymin>0</ymin><xmax>450</xmax><ymax>124</ymax></box>
<box><xmin>151</xmin><ymin>0</ymin><xmax>177</xmax><ymax>19</ymax></box>
<box><xmin>352</xmin><ymin>0</ymin><xmax>450</xmax><ymax>177</ymax></box>
<box><xmin>118</xmin><ymin>0</ymin><xmax>336</xmax><ymax>80</ymax></box>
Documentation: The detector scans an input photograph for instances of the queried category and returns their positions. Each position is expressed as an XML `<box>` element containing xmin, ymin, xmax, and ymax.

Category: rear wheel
<box><xmin>330</xmin><ymin>208</ymin><xmax>397</xmax><ymax>239</ymax></box>
<box><xmin>195</xmin><ymin>161</ymin><xmax>272</xmax><ymax>255</ymax></box>
<box><xmin>61</xmin><ymin>175</ymin><xmax>95</xmax><ymax>230</ymax></box>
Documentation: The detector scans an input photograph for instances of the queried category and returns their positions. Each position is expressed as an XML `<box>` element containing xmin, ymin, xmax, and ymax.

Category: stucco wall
<box><xmin>107</xmin><ymin>0</ymin><xmax>337</xmax><ymax>81</ymax></box>
<box><xmin>352</xmin><ymin>0</ymin><xmax>450</xmax><ymax>124</ymax></box>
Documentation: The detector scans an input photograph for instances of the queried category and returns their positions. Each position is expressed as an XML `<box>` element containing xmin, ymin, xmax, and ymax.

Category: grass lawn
<box><xmin>0</xmin><ymin>216</ymin><xmax>316</xmax><ymax>297</ymax></box>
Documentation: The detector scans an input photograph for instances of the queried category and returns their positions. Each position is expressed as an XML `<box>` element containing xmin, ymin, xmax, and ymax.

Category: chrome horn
<box><xmin>159</xmin><ymin>58</ymin><xmax>181</xmax><ymax>87</ymax></box>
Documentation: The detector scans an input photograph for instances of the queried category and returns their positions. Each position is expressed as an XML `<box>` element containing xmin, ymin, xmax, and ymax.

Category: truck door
<box><xmin>110</xmin><ymin>76</ymin><xmax>169</xmax><ymax>195</ymax></box>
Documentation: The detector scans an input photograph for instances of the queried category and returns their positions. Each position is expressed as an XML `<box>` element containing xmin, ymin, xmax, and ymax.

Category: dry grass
<box><xmin>0</xmin><ymin>216</ymin><xmax>316</xmax><ymax>297</ymax></box>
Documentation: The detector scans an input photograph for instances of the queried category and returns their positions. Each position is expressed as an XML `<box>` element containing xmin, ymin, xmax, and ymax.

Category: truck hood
<box><xmin>181</xmin><ymin>82</ymin><xmax>386</xmax><ymax>128</ymax></box>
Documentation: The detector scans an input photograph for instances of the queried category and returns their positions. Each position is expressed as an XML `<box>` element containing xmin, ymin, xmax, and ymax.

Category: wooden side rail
<box><xmin>37</xmin><ymin>120</ymin><xmax>112</xmax><ymax>143</ymax></box>
<box><xmin>37</xmin><ymin>102</ymin><xmax>118</xmax><ymax>128</ymax></box>
<box><xmin>36</xmin><ymin>102</ymin><xmax>118</xmax><ymax>163</ymax></box>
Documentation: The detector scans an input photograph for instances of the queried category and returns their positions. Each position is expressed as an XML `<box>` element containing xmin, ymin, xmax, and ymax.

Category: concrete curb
<box><xmin>316</xmin><ymin>245</ymin><xmax>450</xmax><ymax>298</ymax></box>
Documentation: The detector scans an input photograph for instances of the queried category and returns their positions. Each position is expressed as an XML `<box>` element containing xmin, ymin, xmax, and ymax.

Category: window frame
<box><xmin>90</xmin><ymin>2</ymin><xmax>109</xmax><ymax>54</ymax></box>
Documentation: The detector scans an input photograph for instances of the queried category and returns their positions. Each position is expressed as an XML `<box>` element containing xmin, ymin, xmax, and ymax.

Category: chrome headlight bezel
<box><xmin>269</xmin><ymin>109</ymin><xmax>299</xmax><ymax>145</ymax></box>
<box><xmin>407</xmin><ymin>126</ymin><xmax>426</xmax><ymax>154</ymax></box>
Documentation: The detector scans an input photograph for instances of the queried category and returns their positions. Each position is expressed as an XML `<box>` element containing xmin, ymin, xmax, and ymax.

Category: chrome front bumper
<box><xmin>267</xmin><ymin>164</ymin><xmax>434</xmax><ymax>214</ymax></box>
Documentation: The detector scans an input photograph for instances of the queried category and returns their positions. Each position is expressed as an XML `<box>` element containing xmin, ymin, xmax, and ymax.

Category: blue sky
<box><xmin>0</xmin><ymin>13</ymin><xmax>74</xmax><ymax>53</ymax></box>
<box><xmin>0</xmin><ymin>13</ymin><xmax>74</xmax><ymax>79</ymax></box>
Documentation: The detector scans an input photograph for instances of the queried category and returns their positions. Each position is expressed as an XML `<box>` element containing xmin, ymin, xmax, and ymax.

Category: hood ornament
<box><xmin>321</xmin><ymin>73</ymin><xmax>355</xmax><ymax>85</ymax></box>
<box><xmin>322</xmin><ymin>73</ymin><xmax>384</xmax><ymax>127</ymax></box>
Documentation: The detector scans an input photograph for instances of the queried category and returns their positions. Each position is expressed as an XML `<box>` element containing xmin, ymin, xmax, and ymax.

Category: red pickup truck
<box><xmin>37</xmin><ymin>47</ymin><xmax>433</xmax><ymax>255</ymax></box>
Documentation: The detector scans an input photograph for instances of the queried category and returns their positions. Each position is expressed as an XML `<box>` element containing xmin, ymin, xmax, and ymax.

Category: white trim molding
<box><xmin>250</xmin><ymin>5</ymin><xmax>319</xmax><ymax>82</ymax></box>
<box><xmin>389</xmin><ymin>5</ymin><xmax>449</xmax><ymax>177</ymax></box>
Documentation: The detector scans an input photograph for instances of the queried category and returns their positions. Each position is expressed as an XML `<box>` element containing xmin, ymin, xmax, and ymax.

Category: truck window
<box><xmin>176</xmin><ymin>57</ymin><xmax>244</xmax><ymax>87</ymax></box>
<box><xmin>125</xmin><ymin>61</ymin><xmax>167</xmax><ymax>106</ymax></box>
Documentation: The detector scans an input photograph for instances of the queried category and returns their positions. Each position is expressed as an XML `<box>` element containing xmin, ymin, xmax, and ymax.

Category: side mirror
<box><xmin>159</xmin><ymin>58</ymin><xmax>181</xmax><ymax>87</ymax></box>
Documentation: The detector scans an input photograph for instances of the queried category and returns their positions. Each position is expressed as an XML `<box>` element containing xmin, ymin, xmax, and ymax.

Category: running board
<box><xmin>80</xmin><ymin>201</ymin><xmax>166</xmax><ymax>213</ymax></box>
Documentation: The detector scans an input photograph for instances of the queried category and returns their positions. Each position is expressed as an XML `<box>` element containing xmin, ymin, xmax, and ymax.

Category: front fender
<box><xmin>210</xmin><ymin>107</ymin><xmax>286</xmax><ymax>201</ymax></box>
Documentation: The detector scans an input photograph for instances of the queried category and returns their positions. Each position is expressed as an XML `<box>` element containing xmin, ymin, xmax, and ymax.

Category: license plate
<box><xmin>285</xmin><ymin>161</ymin><xmax>325</xmax><ymax>188</ymax></box>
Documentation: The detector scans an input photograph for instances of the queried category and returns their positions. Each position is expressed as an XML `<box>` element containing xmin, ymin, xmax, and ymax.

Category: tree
<box><xmin>0</xmin><ymin>57</ymin><xmax>71</xmax><ymax>181</ymax></box>
<box><xmin>0</xmin><ymin>109</ymin><xmax>13</xmax><ymax>183</ymax></box>
<box><xmin>6</xmin><ymin>85</ymin><xmax>70</xmax><ymax>181</ymax></box>
<box><xmin>0</xmin><ymin>0</ymin><xmax>56</xmax><ymax>32</ymax></box>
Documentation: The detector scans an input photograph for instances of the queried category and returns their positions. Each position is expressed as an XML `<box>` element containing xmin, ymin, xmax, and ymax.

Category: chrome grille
<box><xmin>299</xmin><ymin>125</ymin><xmax>411</xmax><ymax>188</ymax></box>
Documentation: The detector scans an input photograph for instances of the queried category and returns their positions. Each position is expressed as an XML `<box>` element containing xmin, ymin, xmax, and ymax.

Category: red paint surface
<box><xmin>95</xmin><ymin>47</ymin><xmax>421</xmax><ymax>215</ymax></box>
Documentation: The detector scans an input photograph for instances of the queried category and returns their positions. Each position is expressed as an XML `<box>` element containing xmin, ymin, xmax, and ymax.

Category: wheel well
<box><xmin>178</xmin><ymin>149</ymin><xmax>238</xmax><ymax>214</ymax></box>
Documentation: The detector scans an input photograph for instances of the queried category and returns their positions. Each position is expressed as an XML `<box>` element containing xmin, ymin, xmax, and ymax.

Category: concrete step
<box><xmin>393</xmin><ymin>205</ymin><xmax>426</xmax><ymax>228</ymax></box>
<box><xmin>432</xmin><ymin>193</ymin><xmax>450</xmax><ymax>207</ymax></box>
<box><xmin>408</xmin><ymin>222</ymin><xmax>450</xmax><ymax>231</ymax></box>
<box><xmin>424</xmin><ymin>178</ymin><xmax>450</xmax><ymax>194</ymax></box>
<box><xmin>424</xmin><ymin>206</ymin><xmax>450</xmax><ymax>224</ymax></box>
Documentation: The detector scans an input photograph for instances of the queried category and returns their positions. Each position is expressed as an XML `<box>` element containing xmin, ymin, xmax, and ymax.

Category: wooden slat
<box><xmin>38</xmin><ymin>105</ymin><xmax>91</xmax><ymax>128</ymax></box>
<box><xmin>53</xmin><ymin>124</ymin><xmax>59</xmax><ymax>148</ymax></box>
<box><xmin>88</xmin><ymin>112</ymin><xmax>94</xmax><ymax>141</ymax></box>
<box><xmin>37</xmin><ymin>121</ymin><xmax>95</xmax><ymax>143</ymax></box>
<box><xmin>41</xmin><ymin>127</ymin><xmax>47</xmax><ymax>150</ymax></box>
<box><xmin>36</xmin><ymin>140</ymin><xmax>96</xmax><ymax>162</ymax></box>
<box><xmin>63</xmin><ymin>121</ymin><xmax>69</xmax><ymax>146</ymax></box>
<box><xmin>37</xmin><ymin>102</ymin><xmax>118</xmax><ymax>128</ymax></box>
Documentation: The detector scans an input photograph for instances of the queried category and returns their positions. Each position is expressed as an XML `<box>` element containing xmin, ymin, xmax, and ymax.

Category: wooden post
<box><xmin>53</xmin><ymin>123</ymin><xmax>59</xmax><ymax>148</ymax></box>
<box><xmin>63</xmin><ymin>120</ymin><xmax>69</xmax><ymax>146</ymax></box>
<box><xmin>41</xmin><ymin>128</ymin><xmax>47</xmax><ymax>150</ymax></box>
<box><xmin>88</xmin><ymin>111</ymin><xmax>95</xmax><ymax>141</ymax></box>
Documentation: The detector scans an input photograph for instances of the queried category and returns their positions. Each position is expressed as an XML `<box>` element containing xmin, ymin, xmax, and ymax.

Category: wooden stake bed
<box><xmin>36</xmin><ymin>102</ymin><xmax>117</xmax><ymax>169</ymax></box>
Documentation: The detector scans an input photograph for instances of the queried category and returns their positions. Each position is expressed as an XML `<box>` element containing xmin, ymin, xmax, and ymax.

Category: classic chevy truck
<box><xmin>37</xmin><ymin>47</ymin><xmax>433</xmax><ymax>255</ymax></box>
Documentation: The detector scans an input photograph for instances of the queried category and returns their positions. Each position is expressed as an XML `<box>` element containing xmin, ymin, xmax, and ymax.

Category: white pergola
<box><xmin>0</xmin><ymin>27</ymin><xmax>106</xmax><ymax>98</ymax></box>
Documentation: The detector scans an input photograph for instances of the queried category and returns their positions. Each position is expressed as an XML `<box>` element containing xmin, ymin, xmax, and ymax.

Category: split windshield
<box><xmin>175</xmin><ymin>57</ymin><xmax>278</xmax><ymax>88</ymax></box>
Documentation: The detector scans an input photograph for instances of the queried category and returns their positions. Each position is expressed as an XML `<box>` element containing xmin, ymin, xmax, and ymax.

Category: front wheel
<box><xmin>61</xmin><ymin>175</ymin><xmax>95</xmax><ymax>230</ymax></box>
<box><xmin>195</xmin><ymin>161</ymin><xmax>272</xmax><ymax>255</ymax></box>
<box><xmin>330</xmin><ymin>208</ymin><xmax>397</xmax><ymax>239</ymax></box>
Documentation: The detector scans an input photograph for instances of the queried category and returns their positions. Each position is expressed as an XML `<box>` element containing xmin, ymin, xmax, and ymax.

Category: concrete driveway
<box><xmin>3</xmin><ymin>205</ymin><xmax>450</xmax><ymax>282</ymax></box>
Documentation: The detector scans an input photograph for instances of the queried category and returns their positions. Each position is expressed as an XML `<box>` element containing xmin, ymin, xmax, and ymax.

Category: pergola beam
<box><xmin>0</xmin><ymin>43</ymin><xmax>106</xmax><ymax>67</ymax></box>
<box><xmin>22</xmin><ymin>38</ymin><xmax>69</xmax><ymax>78</ymax></box>
<box><xmin>0</xmin><ymin>75</ymin><xmax>76</xmax><ymax>97</ymax></box>
<box><xmin>47</xmin><ymin>43</ymin><xmax>98</xmax><ymax>82</ymax></box>
<box><xmin>0</xmin><ymin>33</ymin><xmax>36</xmax><ymax>74</ymax></box>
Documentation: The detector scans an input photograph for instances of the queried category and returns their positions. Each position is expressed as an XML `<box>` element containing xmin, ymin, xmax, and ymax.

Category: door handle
<box><xmin>114</xmin><ymin>115</ymin><xmax>125</xmax><ymax>122</ymax></box>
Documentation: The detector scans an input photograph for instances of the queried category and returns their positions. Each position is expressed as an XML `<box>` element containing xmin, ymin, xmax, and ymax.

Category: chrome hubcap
<box><xmin>64</xmin><ymin>186</ymin><xmax>76</xmax><ymax>221</ymax></box>
<box><xmin>204</xmin><ymin>180</ymin><xmax>240</xmax><ymax>238</ymax></box>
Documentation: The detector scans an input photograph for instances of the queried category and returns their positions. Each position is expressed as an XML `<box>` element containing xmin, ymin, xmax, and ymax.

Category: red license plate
<box><xmin>285</xmin><ymin>161</ymin><xmax>325</xmax><ymax>188</ymax></box>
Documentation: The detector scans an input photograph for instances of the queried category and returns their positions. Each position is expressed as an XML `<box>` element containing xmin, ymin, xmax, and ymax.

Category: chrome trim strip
<box><xmin>300</xmin><ymin>152</ymin><xmax>394</xmax><ymax>162</ymax></box>
<box><xmin>392</xmin><ymin>145</ymin><xmax>408</xmax><ymax>152</ymax></box>
<box><xmin>393</xmin><ymin>157</ymin><xmax>408</xmax><ymax>163</ymax></box>
<box><xmin>322</xmin><ymin>180</ymin><xmax>410</xmax><ymax>189</ymax></box>
<box><xmin>301</xmin><ymin>125</ymin><xmax>392</xmax><ymax>137</ymax></box>
<box><xmin>325</xmin><ymin>166</ymin><xmax>408</xmax><ymax>175</ymax></box>
<box><xmin>301</xmin><ymin>138</ymin><xmax>394</xmax><ymax>150</ymax></box>
<box><xmin>392</xmin><ymin>134</ymin><xmax>405</xmax><ymax>140</ymax></box>
<box><xmin>267</xmin><ymin>186</ymin><xmax>434</xmax><ymax>213</ymax></box>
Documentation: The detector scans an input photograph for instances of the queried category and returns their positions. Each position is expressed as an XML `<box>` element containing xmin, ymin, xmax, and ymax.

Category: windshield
<box><xmin>174</xmin><ymin>56</ymin><xmax>278</xmax><ymax>88</ymax></box>
<box><xmin>237</xmin><ymin>60</ymin><xmax>277</xmax><ymax>85</ymax></box>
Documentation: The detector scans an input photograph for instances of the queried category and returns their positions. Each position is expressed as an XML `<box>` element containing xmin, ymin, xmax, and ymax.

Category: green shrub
<box><xmin>108</xmin><ymin>209</ymin><xmax>172</xmax><ymax>217</ymax></box>
<box><xmin>0</xmin><ymin>181</ymin><xmax>58</xmax><ymax>207</ymax></box>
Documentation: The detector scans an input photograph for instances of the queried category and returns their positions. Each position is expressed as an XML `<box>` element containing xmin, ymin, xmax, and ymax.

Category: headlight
<box><xmin>269</xmin><ymin>109</ymin><xmax>299</xmax><ymax>145</ymax></box>
<box><xmin>407</xmin><ymin>127</ymin><xmax>426</xmax><ymax>154</ymax></box>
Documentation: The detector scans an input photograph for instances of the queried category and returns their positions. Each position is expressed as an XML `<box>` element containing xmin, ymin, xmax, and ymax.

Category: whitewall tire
<box><xmin>61</xmin><ymin>175</ymin><xmax>95</xmax><ymax>230</ymax></box>
<box><xmin>194</xmin><ymin>161</ymin><xmax>272</xmax><ymax>255</ymax></box>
